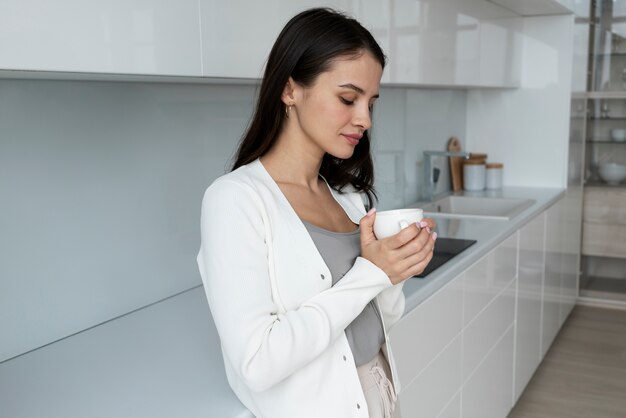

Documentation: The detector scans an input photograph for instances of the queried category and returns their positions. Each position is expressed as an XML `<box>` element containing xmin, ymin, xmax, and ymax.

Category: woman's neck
<box><xmin>260</xmin><ymin>132</ymin><xmax>324</xmax><ymax>189</ymax></box>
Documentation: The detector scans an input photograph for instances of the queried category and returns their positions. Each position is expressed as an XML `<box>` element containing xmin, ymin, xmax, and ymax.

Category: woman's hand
<box><xmin>359</xmin><ymin>209</ymin><xmax>437</xmax><ymax>285</ymax></box>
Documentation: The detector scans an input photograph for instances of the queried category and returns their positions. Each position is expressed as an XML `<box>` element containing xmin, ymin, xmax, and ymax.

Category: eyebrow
<box><xmin>338</xmin><ymin>83</ymin><xmax>380</xmax><ymax>99</ymax></box>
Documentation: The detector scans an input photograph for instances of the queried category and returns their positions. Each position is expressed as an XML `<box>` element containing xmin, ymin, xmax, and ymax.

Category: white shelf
<box><xmin>587</xmin><ymin>91</ymin><xmax>626</xmax><ymax>99</ymax></box>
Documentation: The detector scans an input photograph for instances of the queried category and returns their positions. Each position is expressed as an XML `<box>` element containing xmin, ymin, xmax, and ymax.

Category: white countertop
<box><xmin>0</xmin><ymin>287</ymin><xmax>254</xmax><ymax>418</ymax></box>
<box><xmin>403</xmin><ymin>186</ymin><xmax>565</xmax><ymax>312</ymax></box>
<box><xmin>0</xmin><ymin>187</ymin><xmax>564</xmax><ymax>418</ymax></box>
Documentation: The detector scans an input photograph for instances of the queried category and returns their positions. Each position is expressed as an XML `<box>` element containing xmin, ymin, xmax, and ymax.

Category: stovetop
<box><xmin>414</xmin><ymin>237</ymin><xmax>477</xmax><ymax>278</ymax></box>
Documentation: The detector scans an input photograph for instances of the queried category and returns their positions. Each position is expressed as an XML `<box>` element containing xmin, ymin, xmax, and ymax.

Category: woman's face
<box><xmin>288</xmin><ymin>52</ymin><xmax>383</xmax><ymax>160</ymax></box>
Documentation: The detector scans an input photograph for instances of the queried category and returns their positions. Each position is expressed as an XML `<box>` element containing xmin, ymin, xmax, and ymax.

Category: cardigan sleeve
<box><xmin>376</xmin><ymin>282</ymin><xmax>406</xmax><ymax>331</ymax></box>
<box><xmin>197</xmin><ymin>179</ymin><xmax>392</xmax><ymax>392</ymax></box>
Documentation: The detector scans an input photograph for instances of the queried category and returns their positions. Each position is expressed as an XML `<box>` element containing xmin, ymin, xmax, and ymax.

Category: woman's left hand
<box><xmin>359</xmin><ymin>212</ymin><xmax>438</xmax><ymax>283</ymax></box>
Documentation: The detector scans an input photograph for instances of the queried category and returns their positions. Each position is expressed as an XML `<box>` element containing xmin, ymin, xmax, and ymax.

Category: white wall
<box><xmin>372</xmin><ymin>87</ymin><xmax>468</xmax><ymax>209</ymax></box>
<box><xmin>0</xmin><ymin>80</ymin><xmax>253</xmax><ymax>362</ymax></box>
<box><xmin>465</xmin><ymin>14</ymin><xmax>574</xmax><ymax>188</ymax></box>
<box><xmin>0</xmin><ymin>79</ymin><xmax>467</xmax><ymax>362</ymax></box>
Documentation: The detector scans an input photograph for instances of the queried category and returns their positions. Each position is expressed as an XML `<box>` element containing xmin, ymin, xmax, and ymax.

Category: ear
<box><xmin>281</xmin><ymin>77</ymin><xmax>297</xmax><ymax>106</ymax></box>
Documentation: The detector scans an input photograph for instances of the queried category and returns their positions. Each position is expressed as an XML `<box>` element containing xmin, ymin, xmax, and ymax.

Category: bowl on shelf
<box><xmin>598</xmin><ymin>163</ymin><xmax>626</xmax><ymax>185</ymax></box>
<box><xmin>610</xmin><ymin>128</ymin><xmax>626</xmax><ymax>142</ymax></box>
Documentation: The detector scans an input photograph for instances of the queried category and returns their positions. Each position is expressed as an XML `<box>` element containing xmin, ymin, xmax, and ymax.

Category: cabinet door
<box><xmin>199</xmin><ymin>1</ymin><xmax>354</xmax><ymax>79</ymax></box>
<box><xmin>0</xmin><ymin>0</ymin><xmax>202</xmax><ymax>76</ymax></box>
<box><xmin>477</xmin><ymin>16</ymin><xmax>522</xmax><ymax>87</ymax></box>
<box><xmin>396</xmin><ymin>334</ymin><xmax>462</xmax><ymax>418</ymax></box>
<box><xmin>464</xmin><ymin>232</ymin><xmax>517</xmax><ymax>329</ymax></box>
<box><xmin>486</xmin><ymin>0</ymin><xmax>575</xmax><ymax>15</ymax></box>
<box><xmin>514</xmin><ymin>213</ymin><xmax>546</xmax><ymax>402</ymax></box>
<box><xmin>462</xmin><ymin>326</ymin><xmax>515</xmax><ymax>418</ymax></box>
<box><xmin>387</xmin><ymin>0</ymin><xmax>521</xmax><ymax>87</ymax></box>
<box><xmin>353</xmin><ymin>0</ymin><xmax>391</xmax><ymax>84</ymax></box>
<box><xmin>388</xmin><ymin>275</ymin><xmax>463</xmax><ymax>388</ymax></box>
<box><xmin>388</xmin><ymin>0</ymin><xmax>479</xmax><ymax>85</ymax></box>
<box><xmin>560</xmin><ymin>190</ymin><xmax>581</xmax><ymax>325</ymax></box>
<box><xmin>463</xmin><ymin>278</ymin><xmax>516</xmax><ymax>383</ymax></box>
<box><xmin>543</xmin><ymin>201</ymin><xmax>564</xmax><ymax>356</ymax></box>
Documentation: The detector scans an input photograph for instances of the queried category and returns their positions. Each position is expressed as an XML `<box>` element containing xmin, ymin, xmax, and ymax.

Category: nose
<box><xmin>353</xmin><ymin>103</ymin><xmax>372</xmax><ymax>131</ymax></box>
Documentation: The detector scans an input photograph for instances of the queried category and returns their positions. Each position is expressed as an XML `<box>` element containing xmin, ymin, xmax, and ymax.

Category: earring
<box><xmin>285</xmin><ymin>104</ymin><xmax>292</xmax><ymax>118</ymax></box>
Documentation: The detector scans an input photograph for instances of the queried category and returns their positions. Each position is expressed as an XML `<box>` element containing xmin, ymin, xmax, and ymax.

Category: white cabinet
<box><xmin>486</xmin><ymin>0</ymin><xmax>575</xmax><ymax>15</ymax></box>
<box><xmin>462</xmin><ymin>326</ymin><xmax>515</xmax><ymax>418</ymax></box>
<box><xmin>388</xmin><ymin>276</ymin><xmax>464</xmax><ymax>388</ymax></box>
<box><xmin>560</xmin><ymin>189</ymin><xmax>581</xmax><ymax>325</ymax></box>
<box><xmin>203</xmin><ymin>0</ymin><xmax>523</xmax><ymax>86</ymax></box>
<box><xmin>462</xmin><ymin>237</ymin><xmax>517</xmax><ymax>418</ymax></box>
<box><xmin>543</xmin><ymin>196</ymin><xmax>577</xmax><ymax>355</ymax></box>
<box><xmin>390</xmin><ymin>231</ymin><xmax>518</xmax><ymax>418</ymax></box>
<box><xmin>463</xmin><ymin>278</ymin><xmax>516</xmax><ymax>383</ymax></box>
<box><xmin>514</xmin><ymin>212</ymin><xmax>546</xmax><ymax>402</ymax></box>
<box><xmin>387</xmin><ymin>0</ymin><xmax>521</xmax><ymax>87</ymax></box>
<box><xmin>352</xmin><ymin>0</ymin><xmax>392</xmax><ymax>84</ymax></box>
<box><xmin>0</xmin><ymin>0</ymin><xmax>523</xmax><ymax>86</ymax></box>
<box><xmin>542</xmin><ymin>200</ymin><xmax>564</xmax><ymax>356</ymax></box>
<box><xmin>514</xmin><ymin>199</ymin><xmax>579</xmax><ymax>403</ymax></box>
<box><xmin>395</xmin><ymin>334</ymin><xmax>462</xmax><ymax>418</ymax></box>
<box><xmin>0</xmin><ymin>0</ymin><xmax>202</xmax><ymax>76</ymax></box>
<box><xmin>438</xmin><ymin>394</ymin><xmax>461</xmax><ymax>418</ymax></box>
<box><xmin>199</xmin><ymin>0</ymin><xmax>355</xmax><ymax>78</ymax></box>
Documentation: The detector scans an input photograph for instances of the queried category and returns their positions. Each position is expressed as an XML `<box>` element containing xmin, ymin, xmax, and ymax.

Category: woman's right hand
<box><xmin>359</xmin><ymin>209</ymin><xmax>436</xmax><ymax>285</ymax></box>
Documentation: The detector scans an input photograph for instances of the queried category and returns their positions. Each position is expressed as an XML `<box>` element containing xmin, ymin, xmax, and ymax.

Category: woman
<box><xmin>197</xmin><ymin>8</ymin><xmax>436</xmax><ymax>418</ymax></box>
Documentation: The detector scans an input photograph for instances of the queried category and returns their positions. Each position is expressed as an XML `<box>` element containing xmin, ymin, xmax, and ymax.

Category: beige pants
<box><xmin>356</xmin><ymin>351</ymin><xmax>397</xmax><ymax>418</ymax></box>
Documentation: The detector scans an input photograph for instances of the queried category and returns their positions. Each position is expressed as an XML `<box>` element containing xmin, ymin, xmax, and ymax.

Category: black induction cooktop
<box><xmin>414</xmin><ymin>237</ymin><xmax>477</xmax><ymax>278</ymax></box>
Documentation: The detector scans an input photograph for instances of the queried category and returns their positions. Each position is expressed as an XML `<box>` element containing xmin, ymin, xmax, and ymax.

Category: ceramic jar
<box><xmin>463</xmin><ymin>161</ymin><xmax>486</xmax><ymax>191</ymax></box>
<box><xmin>486</xmin><ymin>163</ymin><xmax>504</xmax><ymax>189</ymax></box>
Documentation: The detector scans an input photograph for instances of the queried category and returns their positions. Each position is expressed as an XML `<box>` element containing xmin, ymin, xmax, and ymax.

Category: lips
<box><xmin>342</xmin><ymin>133</ymin><xmax>362</xmax><ymax>146</ymax></box>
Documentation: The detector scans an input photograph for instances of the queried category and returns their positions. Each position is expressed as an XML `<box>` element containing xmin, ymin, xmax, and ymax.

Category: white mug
<box><xmin>373</xmin><ymin>208</ymin><xmax>424</xmax><ymax>239</ymax></box>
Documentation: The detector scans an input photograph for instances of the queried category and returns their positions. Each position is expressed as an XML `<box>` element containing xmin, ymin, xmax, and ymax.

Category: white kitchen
<box><xmin>1</xmin><ymin>0</ymin><xmax>625</xmax><ymax>417</ymax></box>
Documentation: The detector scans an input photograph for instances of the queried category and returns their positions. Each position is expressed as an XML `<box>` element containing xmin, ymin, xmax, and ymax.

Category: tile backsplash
<box><xmin>0</xmin><ymin>79</ymin><xmax>466</xmax><ymax>361</ymax></box>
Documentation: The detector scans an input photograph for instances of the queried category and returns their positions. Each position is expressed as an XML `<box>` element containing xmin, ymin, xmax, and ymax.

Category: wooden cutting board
<box><xmin>447</xmin><ymin>137</ymin><xmax>463</xmax><ymax>192</ymax></box>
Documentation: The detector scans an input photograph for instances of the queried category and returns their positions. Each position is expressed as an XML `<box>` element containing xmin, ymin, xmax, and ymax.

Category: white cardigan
<box><xmin>197</xmin><ymin>159</ymin><xmax>406</xmax><ymax>418</ymax></box>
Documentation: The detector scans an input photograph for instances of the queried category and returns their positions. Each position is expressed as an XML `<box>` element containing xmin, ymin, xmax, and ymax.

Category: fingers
<box><xmin>422</xmin><ymin>217</ymin><xmax>437</xmax><ymax>231</ymax></box>
<box><xmin>389</xmin><ymin>247</ymin><xmax>435</xmax><ymax>283</ymax></box>
<box><xmin>396</xmin><ymin>230</ymin><xmax>435</xmax><ymax>264</ymax></box>
<box><xmin>385</xmin><ymin>222</ymin><xmax>420</xmax><ymax>249</ymax></box>
<box><xmin>404</xmin><ymin>250</ymin><xmax>435</xmax><ymax>278</ymax></box>
<box><xmin>359</xmin><ymin>208</ymin><xmax>377</xmax><ymax>247</ymax></box>
<box><xmin>395</xmin><ymin>227</ymin><xmax>435</xmax><ymax>260</ymax></box>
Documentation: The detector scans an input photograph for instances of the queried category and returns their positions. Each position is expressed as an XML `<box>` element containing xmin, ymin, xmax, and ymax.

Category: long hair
<box><xmin>231</xmin><ymin>8</ymin><xmax>386</xmax><ymax>207</ymax></box>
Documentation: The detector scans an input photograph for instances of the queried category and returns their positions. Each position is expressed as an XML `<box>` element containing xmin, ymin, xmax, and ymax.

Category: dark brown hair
<box><xmin>232</xmin><ymin>8</ymin><xmax>386</xmax><ymax>206</ymax></box>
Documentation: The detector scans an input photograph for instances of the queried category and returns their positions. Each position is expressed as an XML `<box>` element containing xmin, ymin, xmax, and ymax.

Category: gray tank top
<box><xmin>303</xmin><ymin>221</ymin><xmax>385</xmax><ymax>366</ymax></box>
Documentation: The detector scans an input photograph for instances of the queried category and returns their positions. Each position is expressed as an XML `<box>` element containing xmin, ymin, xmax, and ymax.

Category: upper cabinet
<box><xmin>199</xmin><ymin>0</ymin><xmax>523</xmax><ymax>87</ymax></box>
<box><xmin>199</xmin><ymin>0</ymin><xmax>355</xmax><ymax>79</ymax></box>
<box><xmin>487</xmin><ymin>0</ymin><xmax>576</xmax><ymax>16</ymax></box>
<box><xmin>386</xmin><ymin>0</ymin><xmax>522</xmax><ymax>87</ymax></box>
<box><xmin>0</xmin><ymin>0</ymin><xmax>530</xmax><ymax>87</ymax></box>
<box><xmin>0</xmin><ymin>0</ymin><xmax>203</xmax><ymax>77</ymax></box>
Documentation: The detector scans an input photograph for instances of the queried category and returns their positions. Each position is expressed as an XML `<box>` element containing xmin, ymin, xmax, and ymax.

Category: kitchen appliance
<box><xmin>414</xmin><ymin>237</ymin><xmax>477</xmax><ymax>278</ymax></box>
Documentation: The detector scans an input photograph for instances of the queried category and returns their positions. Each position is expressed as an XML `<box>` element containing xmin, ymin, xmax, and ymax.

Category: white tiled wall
<box><xmin>0</xmin><ymin>79</ymin><xmax>466</xmax><ymax>361</ymax></box>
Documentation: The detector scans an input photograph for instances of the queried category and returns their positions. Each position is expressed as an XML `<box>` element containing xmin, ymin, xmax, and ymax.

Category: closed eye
<box><xmin>340</xmin><ymin>97</ymin><xmax>354</xmax><ymax>106</ymax></box>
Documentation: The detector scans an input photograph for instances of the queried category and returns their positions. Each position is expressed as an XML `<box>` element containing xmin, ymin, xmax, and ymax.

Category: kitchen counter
<box><xmin>0</xmin><ymin>187</ymin><xmax>564</xmax><ymax>418</ymax></box>
<box><xmin>0</xmin><ymin>286</ymin><xmax>254</xmax><ymax>418</ymax></box>
<box><xmin>403</xmin><ymin>186</ymin><xmax>565</xmax><ymax>312</ymax></box>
